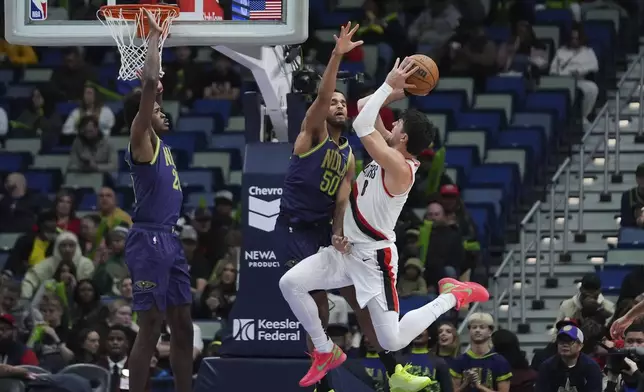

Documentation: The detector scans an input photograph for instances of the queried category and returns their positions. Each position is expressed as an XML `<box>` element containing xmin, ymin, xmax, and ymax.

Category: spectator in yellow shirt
<box><xmin>88</xmin><ymin>187</ymin><xmax>132</xmax><ymax>259</ymax></box>
<box><xmin>0</xmin><ymin>40</ymin><xmax>38</xmax><ymax>66</ymax></box>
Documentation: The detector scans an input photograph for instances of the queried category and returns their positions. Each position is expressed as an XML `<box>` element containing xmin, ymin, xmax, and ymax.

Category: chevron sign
<box><xmin>248</xmin><ymin>187</ymin><xmax>282</xmax><ymax>232</ymax></box>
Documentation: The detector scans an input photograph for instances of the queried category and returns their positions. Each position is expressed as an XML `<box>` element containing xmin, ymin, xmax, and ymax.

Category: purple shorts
<box><xmin>124</xmin><ymin>224</ymin><xmax>192</xmax><ymax>312</ymax></box>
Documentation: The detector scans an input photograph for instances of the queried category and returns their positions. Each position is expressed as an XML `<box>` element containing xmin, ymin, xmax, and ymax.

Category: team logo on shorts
<box><xmin>134</xmin><ymin>280</ymin><xmax>157</xmax><ymax>292</ymax></box>
<box><xmin>233</xmin><ymin>319</ymin><xmax>255</xmax><ymax>341</ymax></box>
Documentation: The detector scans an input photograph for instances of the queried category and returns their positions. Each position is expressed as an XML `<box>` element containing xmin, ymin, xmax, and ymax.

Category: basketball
<box><xmin>404</xmin><ymin>54</ymin><xmax>440</xmax><ymax>96</ymax></box>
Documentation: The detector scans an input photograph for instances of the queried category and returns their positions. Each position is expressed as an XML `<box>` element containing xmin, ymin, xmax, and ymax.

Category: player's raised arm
<box><xmin>300</xmin><ymin>23</ymin><xmax>363</xmax><ymax>138</ymax></box>
<box><xmin>129</xmin><ymin>9</ymin><xmax>162</xmax><ymax>163</ymax></box>
<box><xmin>357</xmin><ymin>89</ymin><xmax>406</xmax><ymax>145</ymax></box>
<box><xmin>353</xmin><ymin>58</ymin><xmax>417</xmax><ymax>178</ymax></box>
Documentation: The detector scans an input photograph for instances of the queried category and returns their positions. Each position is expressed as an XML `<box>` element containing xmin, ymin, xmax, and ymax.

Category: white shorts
<box><xmin>291</xmin><ymin>245</ymin><xmax>399</xmax><ymax>313</ymax></box>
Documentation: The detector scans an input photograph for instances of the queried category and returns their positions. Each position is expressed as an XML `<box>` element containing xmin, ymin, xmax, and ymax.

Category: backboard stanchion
<box><xmin>214</xmin><ymin>45</ymin><xmax>293</xmax><ymax>141</ymax></box>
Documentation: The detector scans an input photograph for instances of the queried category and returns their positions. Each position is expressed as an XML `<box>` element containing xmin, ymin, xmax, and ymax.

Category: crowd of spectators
<box><xmin>0</xmin><ymin>0</ymin><xmax>643</xmax><ymax>391</ymax></box>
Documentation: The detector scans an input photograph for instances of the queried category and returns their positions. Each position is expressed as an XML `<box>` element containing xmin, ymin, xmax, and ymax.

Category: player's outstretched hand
<box><xmin>143</xmin><ymin>8</ymin><xmax>163</xmax><ymax>35</ymax></box>
<box><xmin>332</xmin><ymin>234</ymin><xmax>351</xmax><ymax>254</ymax></box>
<box><xmin>385</xmin><ymin>57</ymin><xmax>418</xmax><ymax>91</ymax></box>
<box><xmin>333</xmin><ymin>22</ymin><xmax>364</xmax><ymax>55</ymax></box>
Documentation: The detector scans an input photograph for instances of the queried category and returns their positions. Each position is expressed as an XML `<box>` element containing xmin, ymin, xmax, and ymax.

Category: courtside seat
<box><xmin>486</xmin><ymin>76</ymin><xmax>526</xmax><ymax>103</ymax></box>
<box><xmin>596</xmin><ymin>265</ymin><xmax>632</xmax><ymax>294</ymax></box>
<box><xmin>444</xmin><ymin>167</ymin><xmax>459</xmax><ymax>185</ymax></box>
<box><xmin>229</xmin><ymin>170</ymin><xmax>242</xmax><ymax>186</ymax></box>
<box><xmin>78</xmin><ymin>192</ymin><xmax>125</xmax><ymax>211</ymax></box>
<box><xmin>4</xmin><ymin>138</ymin><xmax>41</xmax><ymax>153</ymax></box>
<box><xmin>25</xmin><ymin>169</ymin><xmax>63</xmax><ymax>194</ymax></box>
<box><xmin>179</xmin><ymin>170</ymin><xmax>214</xmax><ymax>192</ymax></box>
<box><xmin>497</xmin><ymin>128</ymin><xmax>545</xmax><ymax>170</ymax></box>
<box><xmin>538</xmin><ymin>76</ymin><xmax>577</xmax><ymax>106</ymax></box>
<box><xmin>0</xmin><ymin>233</ymin><xmax>21</xmax><ymax>251</ymax></box>
<box><xmin>474</xmin><ymin>94</ymin><xmax>514</xmax><ymax>120</ymax></box>
<box><xmin>455</xmin><ymin>110</ymin><xmax>504</xmax><ymax>142</ymax></box>
<box><xmin>32</xmin><ymin>154</ymin><xmax>70</xmax><ymax>173</ymax></box>
<box><xmin>55</xmin><ymin>102</ymin><xmax>79</xmax><ymax>117</ymax></box>
<box><xmin>0</xmin><ymin>152</ymin><xmax>32</xmax><ymax>171</ymax></box>
<box><xmin>535</xmin><ymin>9</ymin><xmax>574</xmax><ymax>32</ymax></box>
<box><xmin>64</xmin><ymin>172</ymin><xmax>104</xmax><ymax>192</ymax></box>
<box><xmin>176</xmin><ymin>116</ymin><xmax>216</xmax><ymax>135</ymax></box>
<box><xmin>468</xmin><ymin>163</ymin><xmax>520</xmax><ymax>204</ymax></box>
<box><xmin>606</xmin><ymin>249</ymin><xmax>644</xmax><ymax>266</ymax></box>
<box><xmin>211</xmin><ymin>134</ymin><xmax>245</xmax><ymax>157</ymax></box>
<box><xmin>533</xmin><ymin>25</ymin><xmax>561</xmax><ymax>50</ymax></box>
<box><xmin>424</xmin><ymin>113</ymin><xmax>448</xmax><ymax>145</ymax></box>
<box><xmin>525</xmin><ymin>91</ymin><xmax>568</xmax><ymax>124</ymax></box>
<box><xmin>413</xmin><ymin>91</ymin><xmax>466</xmax><ymax>117</ymax></box>
<box><xmin>618</xmin><ymin>228</ymin><xmax>644</xmax><ymax>249</ymax></box>
<box><xmin>445</xmin><ymin>146</ymin><xmax>479</xmax><ymax>180</ymax></box>
<box><xmin>434</xmin><ymin>77</ymin><xmax>475</xmax><ymax>105</ymax></box>
<box><xmin>192</xmin><ymin>151</ymin><xmax>231</xmax><ymax>180</ymax></box>
<box><xmin>467</xmin><ymin>206</ymin><xmax>491</xmax><ymax>247</ymax></box>
<box><xmin>191</xmin><ymin>99</ymin><xmax>232</xmax><ymax>127</ymax></box>
<box><xmin>486</xmin><ymin>148</ymin><xmax>527</xmax><ymax>184</ymax></box>
<box><xmin>462</xmin><ymin>188</ymin><xmax>504</xmax><ymax>226</ymax></box>
<box><xmin>163</xmin><ymin>132</ymin><xmax>204</xmax><ymax>155</ymax></box>
<box><xmin>226</xmin><ymin>116</ymin><xmax>246</xmax><ymax>133</ymax></box>
<box><xmin>446</xmin><ymin>131</ymin><xmax>487</xmax><ymax>162</ymax></box>
<box><xmin>512</xmin><ymin>112</ymin><xmax>554</xmax><ymax>142</ymax></box>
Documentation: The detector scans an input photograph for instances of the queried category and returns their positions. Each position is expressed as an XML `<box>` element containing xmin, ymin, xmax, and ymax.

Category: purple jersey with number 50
<box><xmin>124</xmin><ymin>137</ymin><xmax>183</xmax><ymax>226</ymax></box>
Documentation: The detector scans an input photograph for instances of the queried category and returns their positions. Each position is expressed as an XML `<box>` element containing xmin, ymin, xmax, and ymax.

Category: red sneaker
<box><xmin>438</xmin><ymin>278</ymin><xmax>489</xmax><ymax>310</ymax></box>
<box><xmin>299</xmin><ymin>344</ymin><xmax>347</xmax><ymax>387</ymax></box>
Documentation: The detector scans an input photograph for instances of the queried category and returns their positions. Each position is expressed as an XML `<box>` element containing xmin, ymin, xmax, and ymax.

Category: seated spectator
<box><xmin>49</xmin><ymin>47</ymin><xmax>97</xmax><ymax>101</ymax></box>
<box><xmin>492</xmin><ymin>329</ymin><xmax>537</xmax><ymax>392</ymax></box>
<box><xmin>497</xmin><ymin>20</ymin><xmax>548</xmax><ymax>79</ymax></box>
<box><xmin>404</xmin><ymin>329</ymin><xmax>453</xmax><ymax>392</ymax></box>
<box><xmin>203</xmin><ymin>54</ymin><xmax>241</xmax><ymax>101</ymax></box>
<box><xmin>68</xmin><ymin>116</ymin><xmax>118</xmax><ymax>173</ymax></box>
<box><xmin>616</xmin><ymin>265</ymin><xmax>644</xmax><ymax>315</ymax></box>
<box><xmin>420</xmin><ymin>202</ymin><xmax>464</xmax><ymax>290</ymax></box>
<box><xmin>0</xmin><ymin>282</ymin><xmax>20</xmax><ymax>317</ymax></box>
<box><xmin>535</xmin><ymin>326</ymin><xmax>603</xmax><ymax>392</ymax></box>
<box><xmin>156</xmin><ymin>321</ymin><xmax>203</xmax><ymax>369</ymax></box>
<box><xmin>49</xmin><ymin>259</ymin><xmax>80</xmax><ymax>307</ymax></box>
<box><xmin>117</xmin><ymin>277</ymin><xmax>133</xmax><ymax>305</ymax></box>
<box><xmin>69</xmin><ymin>280</ymin><xmax>104</xmax><ymax>340</ymax></box>
<box><xmin>196</xmin><ymin>261</ymin><xmax>237</xmax><ymax>320</ymax></box>
<box><xmin>605</xmin><ymin>322</ymin><xmax>644</xmax><ymax>391</ymax></box>
<box><xmin>440</xmin><ymin>184</ymin><xmax>479</xmax><ymax>281</ymax></box>
<box><xmin>361</xmin><ymin>334</ymin><xmax>388</xmax><ymax>391</ymax></box>
<box><xmin>0</xmin><ymin>173</ymin><xmax>44</xmax><ymax>234</ymax></box>
<box><xmin>95</xmin><ymin>187</ymin><xmax>133</xmax><ymax>246</ymax></box>
<box><xmin>95</xmin><ymin>299</ymin><xmax>138</xmax><ymax>351</ymax></box>
<box><xmin>180</xmin><ymin>226</ymin><xmax>211</xmax><ymax>296</ymax></box>
<box><xmin>21</xmin><ymin>231</ymin><xmax>95</xmax><ymax>300</ymax></box>
<box><xmin>62</xmin><ymin>84</ymin><xmax>115</xmax><ymax>137</ymax></box>
<box><xmin>12</xmin><ymin>87</ymin><xmax>62</xmax><ymax>149</ymax></box>
<box><xmin>620</xmin><ymin>163</ymin><xmax>644</xmax><ymax>228</ymax></box>
<box><xmin>396</xmin><ymin>257</ymin><xmax>428</xmax><ymax>298</ymax></box>
<box><xmin>78</xmin><ymin>214</ymin><xmax>101</xmax><ymax>257</ymax></box>
<box><xmin>0</xmin><ymin>40</ymin><xmax>38</xmax><ymax>66</ymax></box>
<box><xmin>451</xmin><ymin>312</ymin><xmax>512</xmax><ymax>392</ymax></box>
<box><xmin>71</xmin><ymin>328</ymin><xmax>100</xmax><ymax>364</ymax></box>
<box><xmin>93</xmin><ymin>226</ymin><xmax>129</xmax><ymax>296</ymax></box>
<box><xmin>549</xmin><ymin>24</ymin><xmax>599</xmax><ymax>126</ymax></box>
<box><xmin>96</xmin><ymin>325</ymin><xmax>150</xmax><ymax>392</ymax></box>
<box><xmin>555</xmin><ymin>273</ymin><xmax>615</xmax><ymax>327</ymax></box>
<box><xmin>53</xmin><ymin>190</ymin><xmax>81</xmax><ymax>236</ymax></box>
<box><xmin>532</xmin><ymin>318</ymin><xmax>579</xmax><ymax>371</ymax></box>
<box><xmin>442</xmin><ymin>25</ymin><xmax>497</xmax><ymax>91</ymax></box>
<box><xmin>163</xmin><ymin>46</ymin><xmax>204</xmax><ymax>104</ymax></box>
<box><xmin>31</xmin><ymin>293</ymin><xmax>74</xmax><ymax>372</ymax></box>
<box><xmin>407</xmin><ymin>0</ymin><xmax>461</xmax><ymax>57</ymax></box>
<box><xmin>430</xmin><ymin>321</ymin><xmax>460</xmax><ymax>367</ymax></box>
<box><xmin>5</xmin><ymin>210</ymin><xmax>59</xmax><ymax>277</ymax></box>
<box><xmin>0</xmin><ymin>313</ymin><xmax>38</xmax><ymax>366</ymax></box>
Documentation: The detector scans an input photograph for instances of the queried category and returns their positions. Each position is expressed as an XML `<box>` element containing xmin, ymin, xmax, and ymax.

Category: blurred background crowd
<box><xmin>1</xmin><ymin>0</ymin><xmax>644</xmax><ymax>391</ymax></box>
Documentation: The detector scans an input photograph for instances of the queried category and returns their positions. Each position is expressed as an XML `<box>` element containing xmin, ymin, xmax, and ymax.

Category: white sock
<box><xmin>280</xmin><ymin>277</ymin><xmax>333</xmax><ymax>353</ymax></box>
<box><xmin>396</xmin><ymin>294</ymin><xmax>457</xmax><ymax>344</ymax></box>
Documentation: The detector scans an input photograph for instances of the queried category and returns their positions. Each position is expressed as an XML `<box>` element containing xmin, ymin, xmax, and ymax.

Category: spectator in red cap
<box><xmin>439</xmin><ymin>184</ymin><xmax>480</xmax><ymax>282</ymax></box>
<box><xmin>0</xmin><ymin>313</ymin><xmax>38</xmax><ymax>366</ymax></box>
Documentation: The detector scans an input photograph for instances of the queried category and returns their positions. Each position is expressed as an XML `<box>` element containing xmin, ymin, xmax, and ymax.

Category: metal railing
<box><xmin>513</xmin><ymin>51</ymin><xmax>644</xmax><ymax>332</ymax></box>
<box><xmin>492</xmin><ymin>250</ymin><xmax>516</xmax><ymax>331</ymax></box>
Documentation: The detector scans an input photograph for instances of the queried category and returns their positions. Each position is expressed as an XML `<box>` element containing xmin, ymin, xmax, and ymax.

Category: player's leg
<box><xmin>165</xmin><ymin>240</ymin><xmax>194</xmax><ymax>392</ymax></box>
<box><xmin>338</xmin><ymin>286</ymin><xmax>432</xmax><ymax>392</ymax></box>
<box><xmin>124</xmin><ymin>230</ymin><xmax>167</xmax><ymax>392</ymax></box>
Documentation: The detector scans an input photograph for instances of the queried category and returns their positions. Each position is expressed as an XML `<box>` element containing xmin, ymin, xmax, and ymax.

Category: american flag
<box><xmin>249</xmin><ymin>0</ymin><xmax>282</xmax><ymax>20</ymax></box>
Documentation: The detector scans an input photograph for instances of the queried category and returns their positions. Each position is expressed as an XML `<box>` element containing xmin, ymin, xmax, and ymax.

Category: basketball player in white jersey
<box><xmin>279</xmin><ymin>58</ymin><xmax>490</xmax><ymax>386</ymax></box>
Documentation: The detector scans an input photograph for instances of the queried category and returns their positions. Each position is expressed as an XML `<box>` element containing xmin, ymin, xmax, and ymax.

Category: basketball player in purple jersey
<box><xmin>120</xmin><ymin>10</ymin><xmax>193</xmax><ymax>392</ymax></box>
<box><xmin>277</xmin><ymin>23</ymin><xmax>431</xmax><ymax>392</ymax></box>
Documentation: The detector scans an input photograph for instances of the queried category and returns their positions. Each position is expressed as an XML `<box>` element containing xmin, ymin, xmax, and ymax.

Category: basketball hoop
<box><xmin>98</xmin><ymin>5</ymin><xmax>179</xmax><ymax>81</ymax></box>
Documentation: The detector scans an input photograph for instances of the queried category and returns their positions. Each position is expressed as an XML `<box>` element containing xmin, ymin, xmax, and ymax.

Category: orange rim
<box><xmin>98</xmin><ymin>5</ymin><xmax>180</xmax><ymax>38</ymax></box>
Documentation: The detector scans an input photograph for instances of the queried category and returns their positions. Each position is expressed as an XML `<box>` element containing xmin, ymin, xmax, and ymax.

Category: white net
<box><xmin>98</xmin><ymin>6</ymin><xmax>178</xmax><ymax>81</ymax></box>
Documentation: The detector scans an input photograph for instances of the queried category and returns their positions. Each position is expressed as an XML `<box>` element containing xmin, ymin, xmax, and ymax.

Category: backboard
<box><xmin>5</xmin><ymin>0</ymin><xmax>308</xmax><ymax>46</ymax></box>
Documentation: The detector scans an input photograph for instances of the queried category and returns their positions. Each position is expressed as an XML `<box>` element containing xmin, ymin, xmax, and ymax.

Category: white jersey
<box><xmin>344</xmin><ymin>158</ymin><xmax>419</xmax><ymax>247</ymax></box>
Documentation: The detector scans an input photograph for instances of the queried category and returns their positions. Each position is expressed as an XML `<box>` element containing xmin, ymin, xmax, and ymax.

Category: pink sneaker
<box><xmin>438</xmin><ymin>278</ymin><xmax>489</xmax><ymax>310</ymax></box>
<box><xmin>299</xmin><ymin>344</ymin><xmax>347</xmax><ymax>387</ymax></box>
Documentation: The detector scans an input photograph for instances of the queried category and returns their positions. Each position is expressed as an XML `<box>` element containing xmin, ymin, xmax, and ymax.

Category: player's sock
<box><xmin>396</xmin><ymin>294</ymin><xmax>457</xmax><ymax>344</ymax></box>
<box><xmin>314</xmin><ymin>336</ymin><xmax>334</xmax><ymax>353</ymax></box>
<box><xmin>378</xmin><ymin>351</ymin><xmax>398</xmax><ymax>376</ymax></box>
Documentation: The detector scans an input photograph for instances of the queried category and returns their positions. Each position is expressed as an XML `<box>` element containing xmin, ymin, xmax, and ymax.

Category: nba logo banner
<box><xmin>30</xmin><ymin>0</ymin><xmax>47</xmax><ymax>21</ymax></box>
<box><xmin>221</xmin><ymin>144</ymin><xmax>307</xmax><ymax>358</ymax></box>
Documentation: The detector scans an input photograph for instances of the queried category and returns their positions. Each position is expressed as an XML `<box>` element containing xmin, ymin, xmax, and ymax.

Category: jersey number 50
<box><xmin>320</xmin><ymin>170</ymin><xmax>341</xmax><ymax>197</ymax></box>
